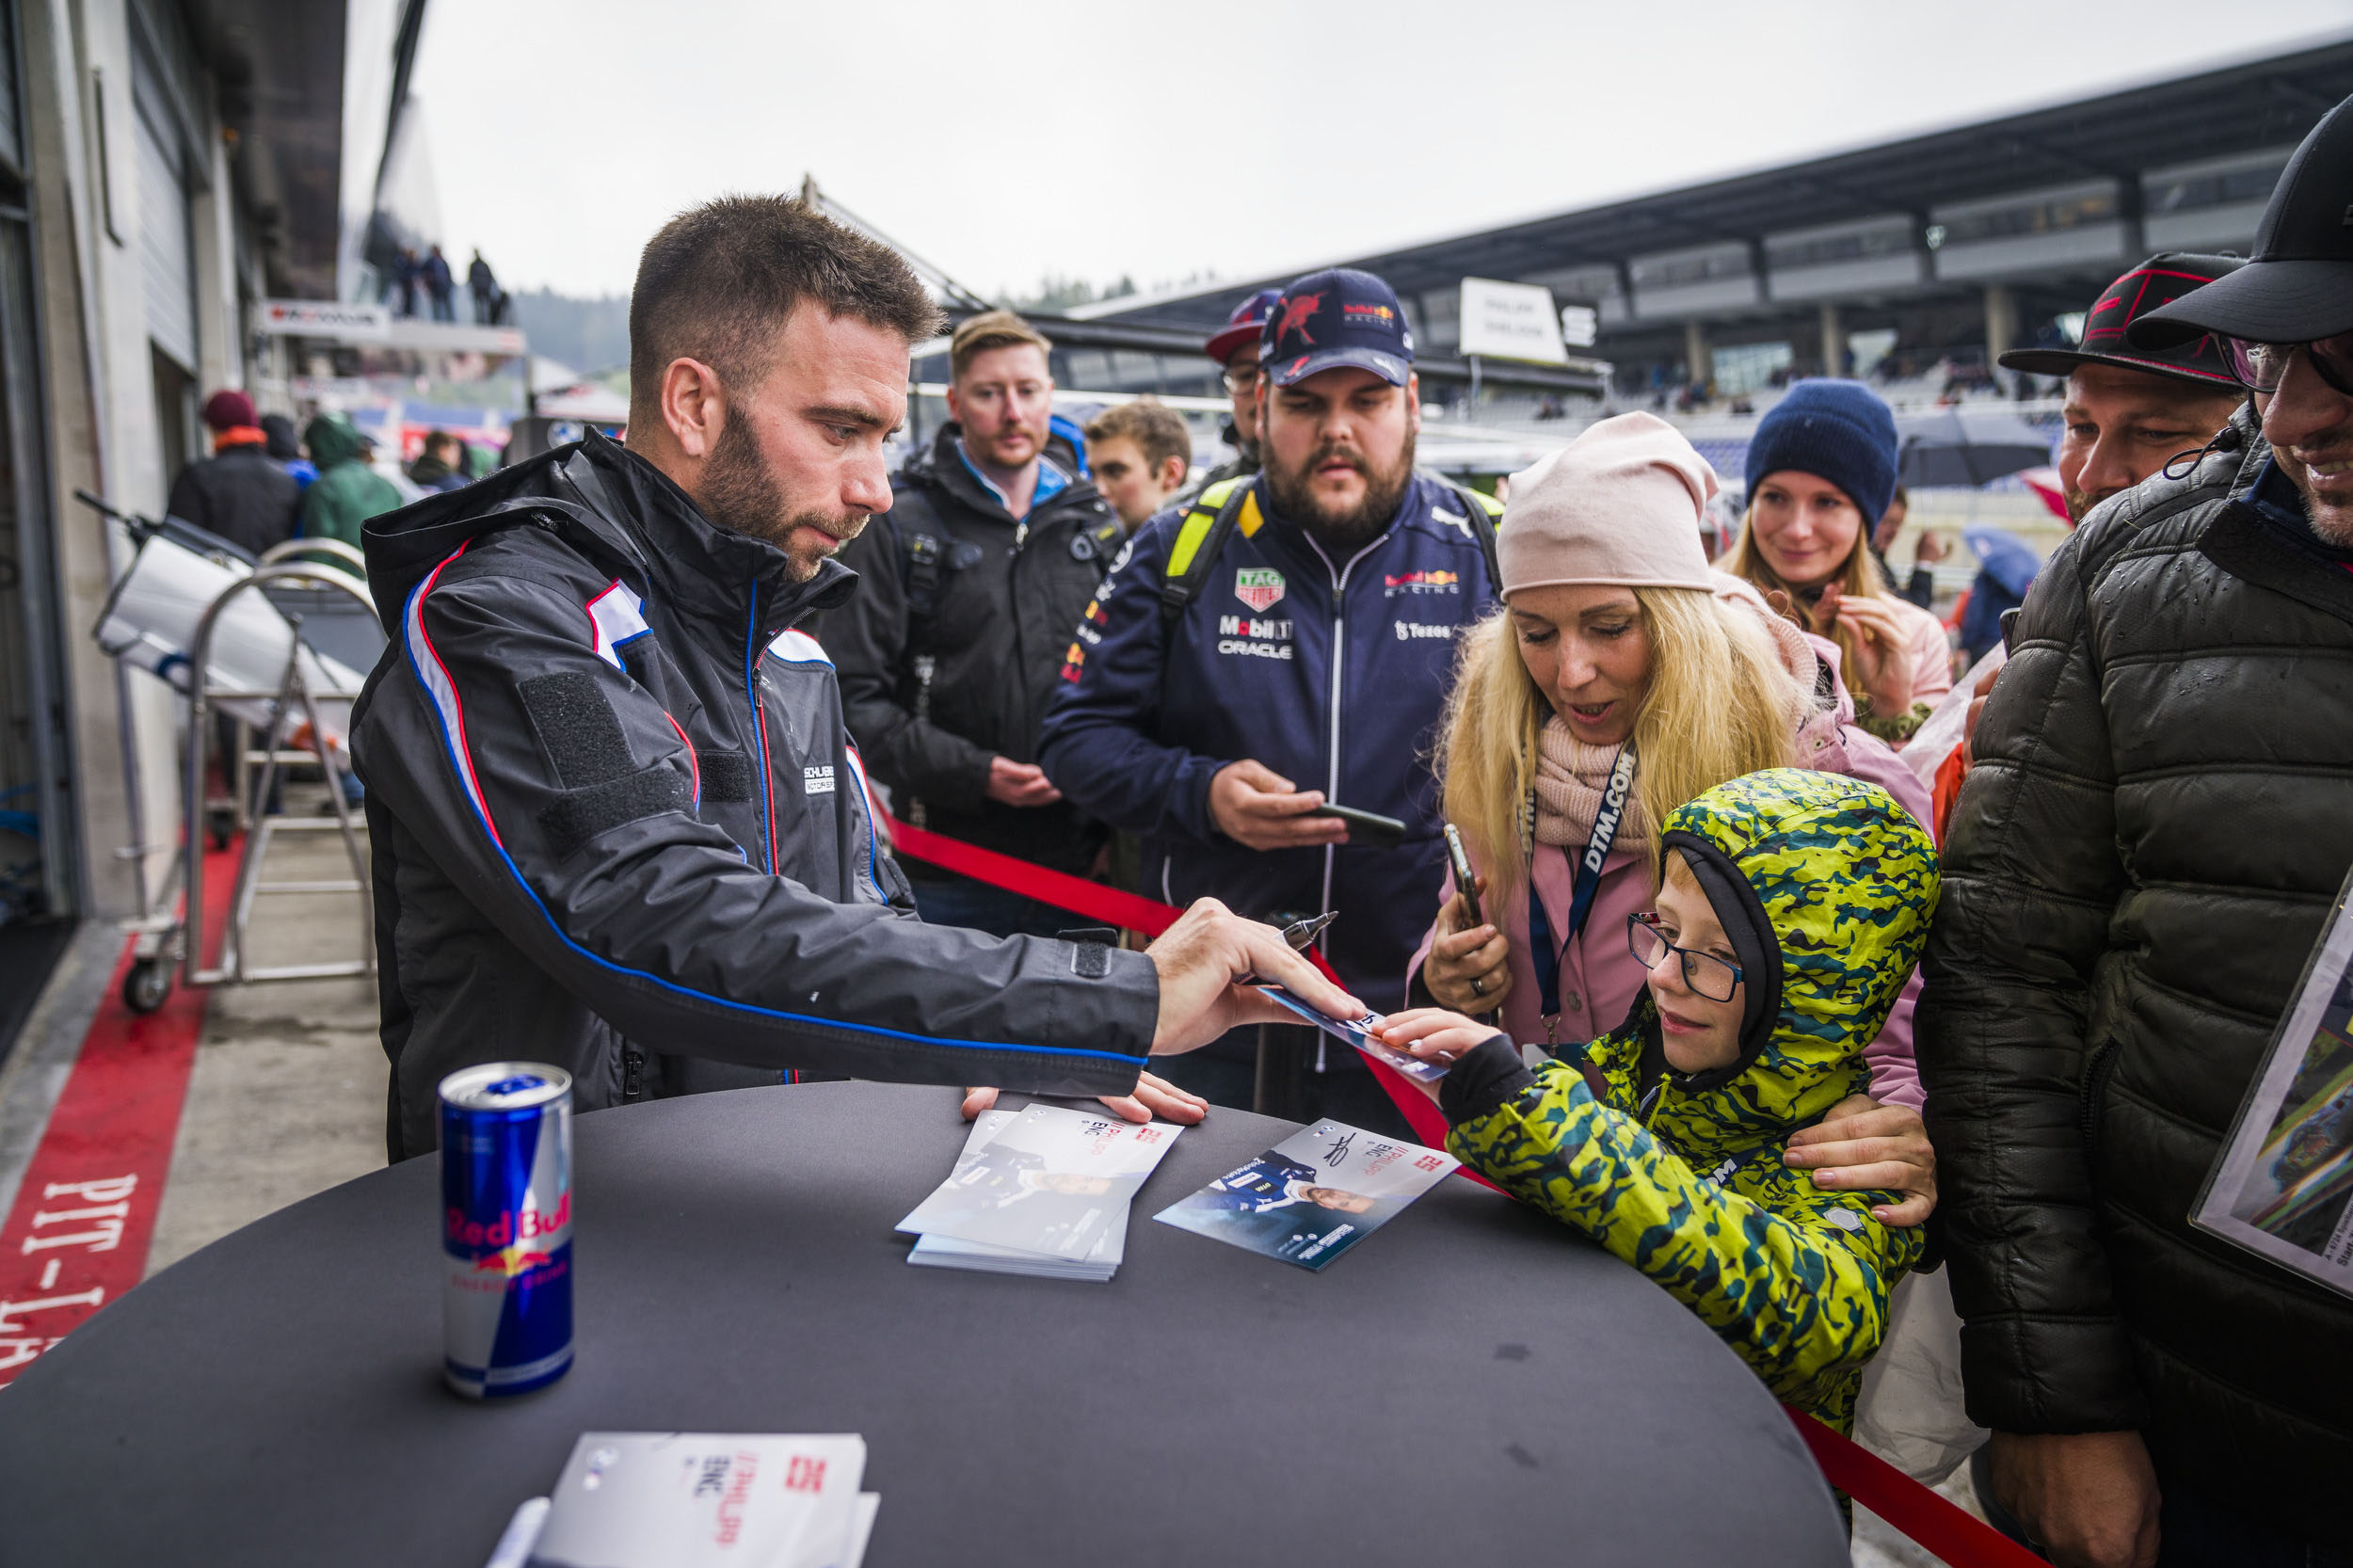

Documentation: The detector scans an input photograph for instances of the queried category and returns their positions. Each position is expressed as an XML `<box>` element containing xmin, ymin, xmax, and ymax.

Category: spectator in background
<box><xmin>1925</xmin><ymin>100</ymin><xmax>2353</xmax><ymax>1568</ymax></box>
<box><xmin>1171</xmin><ymin>289</ymin><xmax>1281</xmax><ymax>507</ymax></box>
<box><xmin>1083</xmin><ymin>399</ymin><xmax>1192</xmax><ymax>531</ymax></box>
<box><xmin>467</xmin><ymin>249</ymin><xmax>500</xmax><ymax>326</ymax></box>
<box><xmin>1721</xmin><ymin>380</ymin><xmax>1952</xmax><ymax>746</ymax></box>
<box><xmin>259</xmin><ymin>413</ymin><xmax>316</xmax><ymax>491</ymax></box>
<box><xmin>167</xmin><ymin>389</ymin><xmax>299</xmax><ymax>556</ymax></box>
<box><xmin>1868</xmin><ymin>486</ymin><xmax>1945</xmax><ymax>610</ymax></box>
<box><xmin>407</xmin><ymin>430</ymin><xmax>472</xmax><ymax>493</ymax></box>
<box><xmin>424</xmin><ymin>245</ymin><xmax>456</xmax><ymax>323</ymax></box>
<box><xmin>391</xmin><ymin>247</ymin><xmax>420</xmax><ymax>316</ymax></box>
<box><xmin>827</xmin><ymin>310</ymin><xmax>1125</xmax><ymax>938</ymax></box>
<box><xmin>1998</xmin><ymin>252</ymin><xmax>2249</xmax><ymax>528</ymax></box>
<box><xmin>298</xmin><ymin>412</ymin><xmax>405</xmax><ymax>561</ymax></box>
<box><xmin>1039</xmin><ymin>269</ymin><xmax>1503</xmax><ymax>1136</ymax></box>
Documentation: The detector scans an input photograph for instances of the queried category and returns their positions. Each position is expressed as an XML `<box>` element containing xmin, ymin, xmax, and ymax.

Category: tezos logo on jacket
<box><xmin>1233</xmin><ymin>568</ymin><xmax>1286</xmax><ymax>613</ymax></box>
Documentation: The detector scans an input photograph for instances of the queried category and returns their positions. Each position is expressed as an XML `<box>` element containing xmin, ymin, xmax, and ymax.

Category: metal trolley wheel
<box><xmin>122</xmin><ymin>956</ymin><xmax>173</xmax><ymax>1014</ymax></box>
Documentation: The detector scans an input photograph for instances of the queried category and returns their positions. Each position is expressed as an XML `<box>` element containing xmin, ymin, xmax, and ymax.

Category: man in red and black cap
<box><xmin>1172</xmin><ymin>287</ymin><xmax>1283</xmax><ymax>507</ymax></box>
<box><xmin>1923</xmin><ymin>93</ymin><xmax>2353</xmax><ymax>1568</ymax></box>
<box><xmin>1999</xmin><ymin>252</ymin><xmax>2248</xmax><ymax>523</ymax></box>
<box><xmin>166</xmin><ymin>389</ymin><xmax>300</xmax><ymax>556</ymax></box>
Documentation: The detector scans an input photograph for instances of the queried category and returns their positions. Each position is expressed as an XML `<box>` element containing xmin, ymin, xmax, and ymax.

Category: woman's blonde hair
<box><xmin>1722</xmin><ymin>497</ymin><xmax>1894</xmax><ymax>684</ymax></box>
<box><xmin>1436</xmin><ymin>585</ymin><xmax>1803</xmax><ymax>905</ymax></box>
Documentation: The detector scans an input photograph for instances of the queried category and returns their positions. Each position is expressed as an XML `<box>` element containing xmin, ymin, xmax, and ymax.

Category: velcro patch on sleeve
<box><xmin>536</xmin><ymin>764</ymin><xmax>691</xmax><ymax>859</ymax></box>
<box><xmin>519</xmin><ymin>671</ymin><xmax>633</xmax><ymax>788</ymax></box>
<box><xmin>1069</xmin><ymin>941</ymin><xmax>1112</xmax><ymax>980</ymax></box>
<box><xmin>700</xmin><ymin>749</ymin><xmax>755</xmax><ymax>803</ymax></box>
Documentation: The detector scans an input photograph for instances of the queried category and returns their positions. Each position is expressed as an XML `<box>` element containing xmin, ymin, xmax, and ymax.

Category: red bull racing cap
<box><xmin>1260</xmin><ymin>268</ymin><xmax>1415</xmax><ymax>389</ymax></box>
<box><xmin>1998</xmin><ymin>253</ymin><xmax>2244</xmax><ymax>389</ymax></box>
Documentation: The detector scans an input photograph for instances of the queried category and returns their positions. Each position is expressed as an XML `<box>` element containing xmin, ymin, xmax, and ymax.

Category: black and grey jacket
<box><xmin>1919</xmin><ymin>407</ymin><xmax>2353</xmax><ymax>1542</ymax></box>
<box><xmin>353</xmin><ymin>432</ymin><xmax>1157</xmax><ymax>1159</ymax></box>
<box><xmin>824</xmin><ymin>424</ymin><xmax>1122</xmax><ymax>878</ymax></box>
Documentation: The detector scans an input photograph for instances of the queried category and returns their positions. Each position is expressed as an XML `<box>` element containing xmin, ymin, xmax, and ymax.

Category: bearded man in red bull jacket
<box><xmin>1039</xmin><ymin>270</ymin><xmax>1503</xmax><ymax>1136</ymax></box>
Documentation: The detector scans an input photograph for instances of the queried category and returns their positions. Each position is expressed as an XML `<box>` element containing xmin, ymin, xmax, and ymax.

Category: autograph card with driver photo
<box><xmin>1255</xmin><ymin>984</ymin><xmax>1447</xmax><ymax>1083</ymax></box>
<box><xmin>1155</xmin><ymin>1119</ymin><xmax>1460</xmax><ymax>1271</ymax></box>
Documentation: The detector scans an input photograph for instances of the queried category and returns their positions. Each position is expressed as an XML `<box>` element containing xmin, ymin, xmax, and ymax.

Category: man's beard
<box><xmin>699</xmin><ymin>416</ymin><xmax>867</xmax><ymax>582</ymax></box>
<box><xmin>1262</xmin><ymin>429</ymin><xmax>1417</xmax><ymax>552</ymax></box>
<box><xmin>2279</xmin><ymin>440</ymin><xmax>2353</xmax><ymax>548</ymax></box>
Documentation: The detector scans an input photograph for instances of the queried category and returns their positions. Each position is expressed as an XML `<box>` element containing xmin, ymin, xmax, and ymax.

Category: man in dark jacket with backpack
<box><xmin>1040</xmin><ymin>269</ymin><xmax>1502</xmax><ymax>1133</ymax></box>
<box><xmin>826</xmin><ymin>310</ymin><xmax>1123</xmax><ymax>937</ymax></box>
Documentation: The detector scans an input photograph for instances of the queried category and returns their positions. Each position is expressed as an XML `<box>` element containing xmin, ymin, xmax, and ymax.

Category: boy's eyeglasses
<box><xmin>1627</xmin><ymin>913</ymin><xmax>1744</xmax><ymax>1003</ymax></box>
<box><xmin>2223</xmin><ymin>333</ymin><xmax>2353</xmax><ymax>397</ymax></box>
<box><xmin>1222</xmin><ymin>366</ymin><xmax>1264</xmax><ymax>394</ymax></box>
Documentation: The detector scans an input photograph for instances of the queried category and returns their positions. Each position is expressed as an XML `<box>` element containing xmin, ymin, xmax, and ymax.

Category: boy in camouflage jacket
<box><xmin>1378</xmin><ymin>768</ymin><xmax>1938</xmax><ymax>1430</ymax></box>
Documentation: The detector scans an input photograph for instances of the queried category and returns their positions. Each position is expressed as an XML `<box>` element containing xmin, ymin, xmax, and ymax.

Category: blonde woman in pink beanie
<box><xmin>1407</xmin><ymin>411</ymin><xmax>1938</xmax><ymax>1218</ymax></box>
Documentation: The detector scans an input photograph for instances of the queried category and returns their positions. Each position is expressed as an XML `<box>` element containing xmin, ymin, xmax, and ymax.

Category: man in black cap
<box><xmin>2000</xmin><ymin>253</ymin><xmax>2249</xmax><ymax>524</ymax></box>
<box><xmin>1922</xmin><ymin>96</ymin><xmax>2353</xmax><ymax>1568</ymax></box>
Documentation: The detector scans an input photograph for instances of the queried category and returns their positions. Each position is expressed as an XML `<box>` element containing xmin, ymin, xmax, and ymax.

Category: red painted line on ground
<box><xmin>0</xmin><ymin>841</ymin><xmax>236</xmax><ymax>1386</ymax></box>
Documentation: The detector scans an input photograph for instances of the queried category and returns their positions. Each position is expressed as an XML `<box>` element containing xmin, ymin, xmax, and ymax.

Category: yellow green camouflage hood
<box><xmin>1589</xmin><ymin>767</ymin><xmax>1941</xmax><ymax>1159</ymax></box>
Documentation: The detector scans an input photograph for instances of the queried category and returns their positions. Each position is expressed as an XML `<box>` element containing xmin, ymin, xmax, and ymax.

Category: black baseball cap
<box><xmin>1999</xmin><ymin>253</ymin><xmax>2243</xmax><ymax>389</ymax></box>
<box><xmin>2132</xmin><ymin>91</ymin><xmax>2353</xmax><ymax>350</ymax></box>
<box><xmin>1260</xmin><ymin>268</ymin><xmax>1415</xmax><ymax>388</ymax></box>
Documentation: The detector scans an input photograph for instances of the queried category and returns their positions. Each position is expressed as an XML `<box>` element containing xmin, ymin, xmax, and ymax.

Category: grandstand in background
<box><xmin>1076</xmin><ymin>35</ymin><xmax>2353</xmax><ymax>408</ymax></box>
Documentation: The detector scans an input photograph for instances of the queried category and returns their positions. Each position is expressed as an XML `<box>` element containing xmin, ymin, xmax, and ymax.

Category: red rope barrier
<box><xmin>1785</xmin><ymin>1406</ymin><xmax>2052</xmax><ymax>1567</ymax></box>
<box><xmin>867</xmin><ymin>798</ymin><xmax>2044</xmax><ymax>1566</ymax></box>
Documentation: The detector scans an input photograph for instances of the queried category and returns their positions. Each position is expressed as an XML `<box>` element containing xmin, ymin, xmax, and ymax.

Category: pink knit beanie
<box><xmin>1497</xmin><ymin>411</ymin><xmax>1719</xmax><ymax>597</ymax></box>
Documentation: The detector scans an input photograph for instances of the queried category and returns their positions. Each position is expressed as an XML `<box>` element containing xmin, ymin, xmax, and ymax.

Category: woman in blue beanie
<box><xmin>1724</xmin><ymin>381</ymin><xmax>1952</xmax><ymax>745</ymax></box>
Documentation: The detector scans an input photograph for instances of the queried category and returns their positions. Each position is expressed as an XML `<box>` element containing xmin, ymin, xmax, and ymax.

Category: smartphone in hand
<box><xmin>1307</xmin><ymin>802</ymin><xmax>1407</xmax><ymax>850</ymax></box>
<box><xmin>1444</xmin><ymin>824</ymin><xmax>1482</xmax><ymax>927</ymax></box>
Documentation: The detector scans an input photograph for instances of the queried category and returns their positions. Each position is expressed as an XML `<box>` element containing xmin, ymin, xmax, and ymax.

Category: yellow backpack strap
<box><xmin>1160</xmin><ymin>479</ymin><xmax>1261</xmax><ymax>622</ymax></box>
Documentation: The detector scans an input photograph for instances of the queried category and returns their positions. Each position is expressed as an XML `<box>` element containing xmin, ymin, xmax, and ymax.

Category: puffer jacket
<box><xmin>1439</xmin><ymin>769</ymin><xmax>1939</xmax><ymax>1429</ymax></box>
<box><xmin>824</xmin><ymin>424</ymin><xmax>1123</xmax><ymax>878</ymax></box>
<box><xmin>1918</xmin><ymin>406</ymin><xmax>2353</xmax><ymax>1541</ymax></box>
<box><xmin>352</xmin><ymin>432</ymin><xmax>1160</xmax><ymax>1160</ymax></box>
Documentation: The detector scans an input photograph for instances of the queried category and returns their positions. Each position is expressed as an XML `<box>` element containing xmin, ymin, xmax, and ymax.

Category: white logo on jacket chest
<box><xmin>804</xmin><ymin>765</ymin><xmax>837</xmax><ymax>795</ymax></box>
<box><xmin>1394</xmin><ymin>621</ymin><xmax>1457</xmax><ymax>641</ymax></box>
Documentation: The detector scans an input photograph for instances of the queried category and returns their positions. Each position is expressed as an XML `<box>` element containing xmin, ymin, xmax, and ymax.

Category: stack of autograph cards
<box><xmin>896</xmin><ymin>1103</ymin><xmax>1183</xmax><ymax>1282</ymax></box>
<box><xmin>1155</xmin><ymin>1119</ymin><xmax>1459</xmax><ymax>1271</ymax></box>
<box><xmin>514</xmin><ymin>1432</ymin><xmax>876</xmax><ymax>1568</ymax></box>
<box><xmin>1256</xmin><ymin>984</ymin><xmax>1448</xmax><ymax>1084</ymax></box>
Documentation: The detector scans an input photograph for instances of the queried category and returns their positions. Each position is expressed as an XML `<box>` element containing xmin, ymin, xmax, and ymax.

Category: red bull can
<box><xmin>439</xmin><ymin>1063</ymin><xmax>573</xmax><ymax>1399</ymax></box>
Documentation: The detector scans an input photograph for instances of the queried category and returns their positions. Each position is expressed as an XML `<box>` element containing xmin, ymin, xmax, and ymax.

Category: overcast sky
<box><xmin>407</xmin><ymin>0</ymin><xmax>2353</xmax><ymax>302</ymax></box>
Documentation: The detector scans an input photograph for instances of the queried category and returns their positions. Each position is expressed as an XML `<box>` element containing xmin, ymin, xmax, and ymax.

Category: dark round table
<box><xmin>0</xmin><ymin>1082</ymin><xmax>1846</xmax><ymax>1565</ymax></box>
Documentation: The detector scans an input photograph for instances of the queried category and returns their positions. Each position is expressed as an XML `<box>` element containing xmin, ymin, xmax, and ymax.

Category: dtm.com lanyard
<box><xmin>1527</xmin><ymin>742</ymin><xmax>1637</xmax><ymax>1047</ymax></box>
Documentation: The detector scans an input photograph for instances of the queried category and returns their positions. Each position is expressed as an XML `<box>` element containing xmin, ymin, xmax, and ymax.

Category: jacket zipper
<box><xmin>1303</xmin><ymin>528</ymin><xmax>1391</xmax><ymax>1072</ymax></box>
<box><xmin>744</xmin><ymin>587</ymin><xmax>777</xmax><ymax>874</ymax></box>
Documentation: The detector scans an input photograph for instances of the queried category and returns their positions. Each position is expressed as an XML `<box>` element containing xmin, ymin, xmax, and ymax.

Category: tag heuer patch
<box><xmin>1234</xmin><ymin>568</ymin><xmax>1286</xmax><ymax>613</ymax></box>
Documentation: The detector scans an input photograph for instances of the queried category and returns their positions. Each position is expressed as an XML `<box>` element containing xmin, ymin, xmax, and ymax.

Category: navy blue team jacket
<box><xmin>1036</xmin><ymin>472</ymin><xmax>1502</xmax><ymax>1015</ymax></box>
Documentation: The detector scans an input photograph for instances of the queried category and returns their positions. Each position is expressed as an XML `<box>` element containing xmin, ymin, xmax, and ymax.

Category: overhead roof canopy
<box><xmin>1087</xmin><ymin>35</ymin><xmax>2353</xmax><ymax>333</ymax></box>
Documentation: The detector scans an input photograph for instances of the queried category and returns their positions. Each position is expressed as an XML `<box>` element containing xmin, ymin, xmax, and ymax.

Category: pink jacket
<box><xmin>1405</xmin><ymin>633</ymin><xmax>1931</xmax><ymax>1110</ymax></box>
<box><xmin>1891</xmin><ymin>595</ymin><xmax>1955</xmax><ymax>711</ymax></box>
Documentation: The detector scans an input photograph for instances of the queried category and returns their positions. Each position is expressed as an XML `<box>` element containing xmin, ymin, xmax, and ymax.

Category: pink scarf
<box><xmin>1531</xmin><ymin>719</ymin><xmax>1650</xmax><ymax>853</ymax></box>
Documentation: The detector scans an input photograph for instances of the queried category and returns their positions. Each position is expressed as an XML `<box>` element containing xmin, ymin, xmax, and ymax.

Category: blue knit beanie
<box><xmin>1743</xmin><ymin>380</ymin><xmax>1899</xmax><ymax>523</ymax></box>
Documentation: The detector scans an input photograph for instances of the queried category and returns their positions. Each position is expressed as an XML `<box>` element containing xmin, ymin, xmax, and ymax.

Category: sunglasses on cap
<box><xmin>2224</xmin><ymin>333</ymin><xmax>2353</xmax><ymax>397</ymax></box>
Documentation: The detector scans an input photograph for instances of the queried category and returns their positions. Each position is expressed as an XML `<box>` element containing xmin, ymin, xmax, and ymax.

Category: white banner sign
<box><xmin>1458</xmin><ymin>277</ymin><xmax>1568</xmax><ymax>365</ymax></box>
<box><xmin>256</xmin><ymin>298</ymin><xmax>391</xmax><ymax>340</ymax></box>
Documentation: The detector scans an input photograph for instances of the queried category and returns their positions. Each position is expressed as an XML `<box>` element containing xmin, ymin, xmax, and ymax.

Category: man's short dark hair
<box><xmin>628</xmin><ymin>195</ymin><xmax>944</xmax><ymax>413</ymax></box>
<box><xmin>1084</xmin><ymin>398</ymin><xmax>1192</xmax><ymax>474</ymax></box>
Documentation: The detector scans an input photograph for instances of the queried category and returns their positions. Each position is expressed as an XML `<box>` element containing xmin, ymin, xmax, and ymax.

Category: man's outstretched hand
<box><xmin>1144</xmin><ymin>897</ymin><xmax>1362</xmax><ymax>1055</ymax></box>
<box><xmin>957</xmin><ymin>898</ymin><xmax>1361</xmax><ymax>1125</ymax></box>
